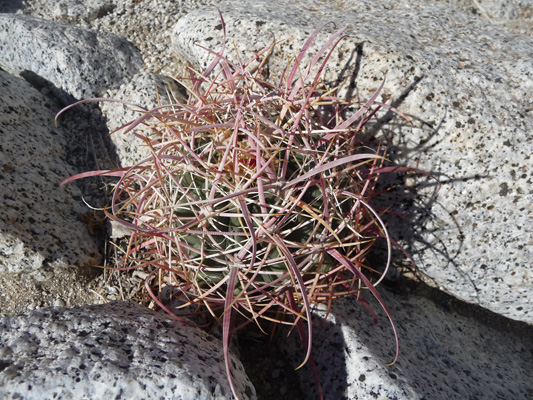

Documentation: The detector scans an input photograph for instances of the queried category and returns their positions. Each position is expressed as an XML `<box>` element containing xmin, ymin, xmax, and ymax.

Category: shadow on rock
<box><xmin>0</xmin><ymin>0</ymin><xmax>24</xmax><ymax>13</ymax></box>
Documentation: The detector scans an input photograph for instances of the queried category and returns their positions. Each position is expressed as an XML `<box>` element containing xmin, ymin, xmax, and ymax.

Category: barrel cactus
<box><xmin>59</xmin><ymin>13</ymin><xmax>412</xmax><ymax>400</ymax></box>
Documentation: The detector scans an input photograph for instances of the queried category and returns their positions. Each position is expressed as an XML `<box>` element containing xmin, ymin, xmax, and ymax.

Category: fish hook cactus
<box><xmin>58</xmin><ymin>11</ymin><xmax>417</xmax><ymax>400</ymax></box>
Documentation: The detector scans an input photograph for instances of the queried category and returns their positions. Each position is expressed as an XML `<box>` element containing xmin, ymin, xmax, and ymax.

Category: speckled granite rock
<box><xmin>52</xmin><ymin>0</ymin><xmax>114</xmax><ymax>21</ymax></box>
<box><xmin>15</xmin><ymin>0</ymin><xmax>213</xmax><ymax>77</ymax></box>
<box><xmin>0</xmin><ymin>301</ymin><xmax>256</xmax><ymax>400</ymax></box>
<box><xmin>0</xmin><ymin>69</ymin><xmax>101</xmax><ymax>275</ymax></box>
<box><xmin>0</xmin><ymin>69</ymin><xmax>105</xmax><ymax>314</ymax></box>
<box><xmin>441</xmin><ymin>0</ymin><xmax>527</xmax><ymax>23</ymax></box>
<box><xmin>172</xmin><ymin>0</ymin><xmax>533</xmax><ymax>323</ymax></box>
<box><xmin>0</xmin><ymin>13</ymin><xmax>142</xmax><ymax>99</ymax></box>
<box><xmin>100</xmin><ymin>73</ymin><xmax>187</xmax><ymax>166</ymax></box>
<box><xmin>278</xmin><ymin>285</ymin><xmax>533</xmax><ymax>400</ymax></box>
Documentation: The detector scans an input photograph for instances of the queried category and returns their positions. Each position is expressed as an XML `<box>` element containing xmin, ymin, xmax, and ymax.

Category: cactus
<box><xmin>58</xmin><ymin>13</ymin><xmax>416</xmax><ymax>400</ymax></box>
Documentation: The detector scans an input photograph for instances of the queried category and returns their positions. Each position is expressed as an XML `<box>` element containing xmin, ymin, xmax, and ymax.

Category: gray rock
<box><xmin>438</xmin><ymin>0</ymin><xmax>533</xmax><ymax>35</ymax></box>
<box><xmin>0</xmin><ymin>301</ymin><xmax>256</xmax><ymax>400</ymax></box>
<box><xmin>15</xmin><ymin>0</ymin><xmax>212</xmax><ymax>77</ymax></box>
<box><xmin>277</xmin><ymin>285</ymin><xmax>533</xmax><ymax>400</ymax></box>
<box><xmin>172</xmin><ymin>0</ymin><xmax>533</xmax><ymax>323</ymax></box>
<box><xmin>0</xmin><ymin>0</ymin><xmax>24</xmax><ymax>13</ymax></box>
<box><xmin>0</xmin><ymin>69</ymin><xmax>101</xmax><ymax>275</ymax></box>
<box><xmin>0</xmin><ymin>69</ymin><xmax>107</xmax><ymax>316</ymax></box>
<box><xmin>445</xmin><ymin>0</ymin><xmax>522</xmax><ymax>22</ymax></box>
<box><xmin>52</xmin><ymin>0</ymin><xmax>114</xmax><ymax>21</ymax></box>
<box><xmin>101</xmin><ymin>73</ymin><xmax>188</xmax><ymax>167</ymax></box>
<box><xmin>0</xmin><ymin>13</ymin><xmax>142</xmax><ymax>99</ymax></box>
<box><xmin>14</xmin><ymin>0</ymin><xmax>115</xmax><ymax>22</ymax></box>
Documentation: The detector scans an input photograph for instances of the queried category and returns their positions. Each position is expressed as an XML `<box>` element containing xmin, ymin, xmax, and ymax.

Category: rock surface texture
<box><xmin>0</xmin><ymin>70</ymin><xmax>101</xmax><ymax>275</ymax></box>
<box><xmin>278</xmin><ymin>285</ymin><xmax>533</xmax><ymax>400</ymax></box>
<box><xmin>100</xmin><ymin>73</ymin><xmax>187</xmax><ymax>166</ymax></box>
<box><xmin>0</xmin><ymin>68</ymin><xmax>104</xmax><ymax>315</ymax></box>
<box><xmin>0</xmin><ymin>13</ymin><xmax>142</xmax><ymax>99</ymax></box>
<box><xmin>0</xmin><ymin>301</ymin><xmax>255</xmax><ymax>400</ymax></box>
<box><xmin>1</xmin><ymin>0</ymin><xmax>532</xmax><ymax>399</ymax></box>
<box><xmin>173</xmin><ymin>0</ymin><xmax>533</xmax><ymax>324</ymax></box>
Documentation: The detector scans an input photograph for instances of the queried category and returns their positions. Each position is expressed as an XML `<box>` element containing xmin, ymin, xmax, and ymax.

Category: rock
<box><xmin>0</xmin><ymin>69</ymin><xmax>105</xmax><ymax>314</ymax></box>
<box><xmin>0</xmin><ymin>0</ymin><xmax>24</xmax><ymax>13</ymax></box>
<box><xmin>0</xmin><ymin>69</ymin><xmax>101</xmax><ymax>275</ymax></box>
<box><xmin>435</xmin><ymin>1</ymin><xmax>533</xmax><ymax>35</ymax></box>
<box><xmin>0</xmin><ymin>301</ymin><xmax>256</xmax><ymax>400</ymax></box>
<box><xmin>52</xmin><ymin>0</ymin><xmax>114</xmax><ymax>21</ymax></box>
<box><xmin>171</xmin><ymin>0</ymin><xmax>533</xmax><ymax>323</ymax></box>
<box><xmin>16</xmin><ymin>0</ymin><xmax>212</xmax><ymax>78</ymax></box>
<box><xmin>0</xmin><ymin>13</ymin><xmax>142</xmax><ymax>99</ymax></box>
<box><xmin>100</xmin><ymin>73</ymin><xmax>188</xmax><ymax>166</ymax></box>
<box><xmin>444</xmin><ymin>0</ymin><xmax>519</xmax><ymax>22</ymax></box>
<box><xmin>277</xmin><ymin>283</ymin><xmax>533</xmax><ymax>400</ymax></box>
<box><xmin>13</xmin><ymin>0</ymin><xmax>115</xmax><ymax>23</ymax></box>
